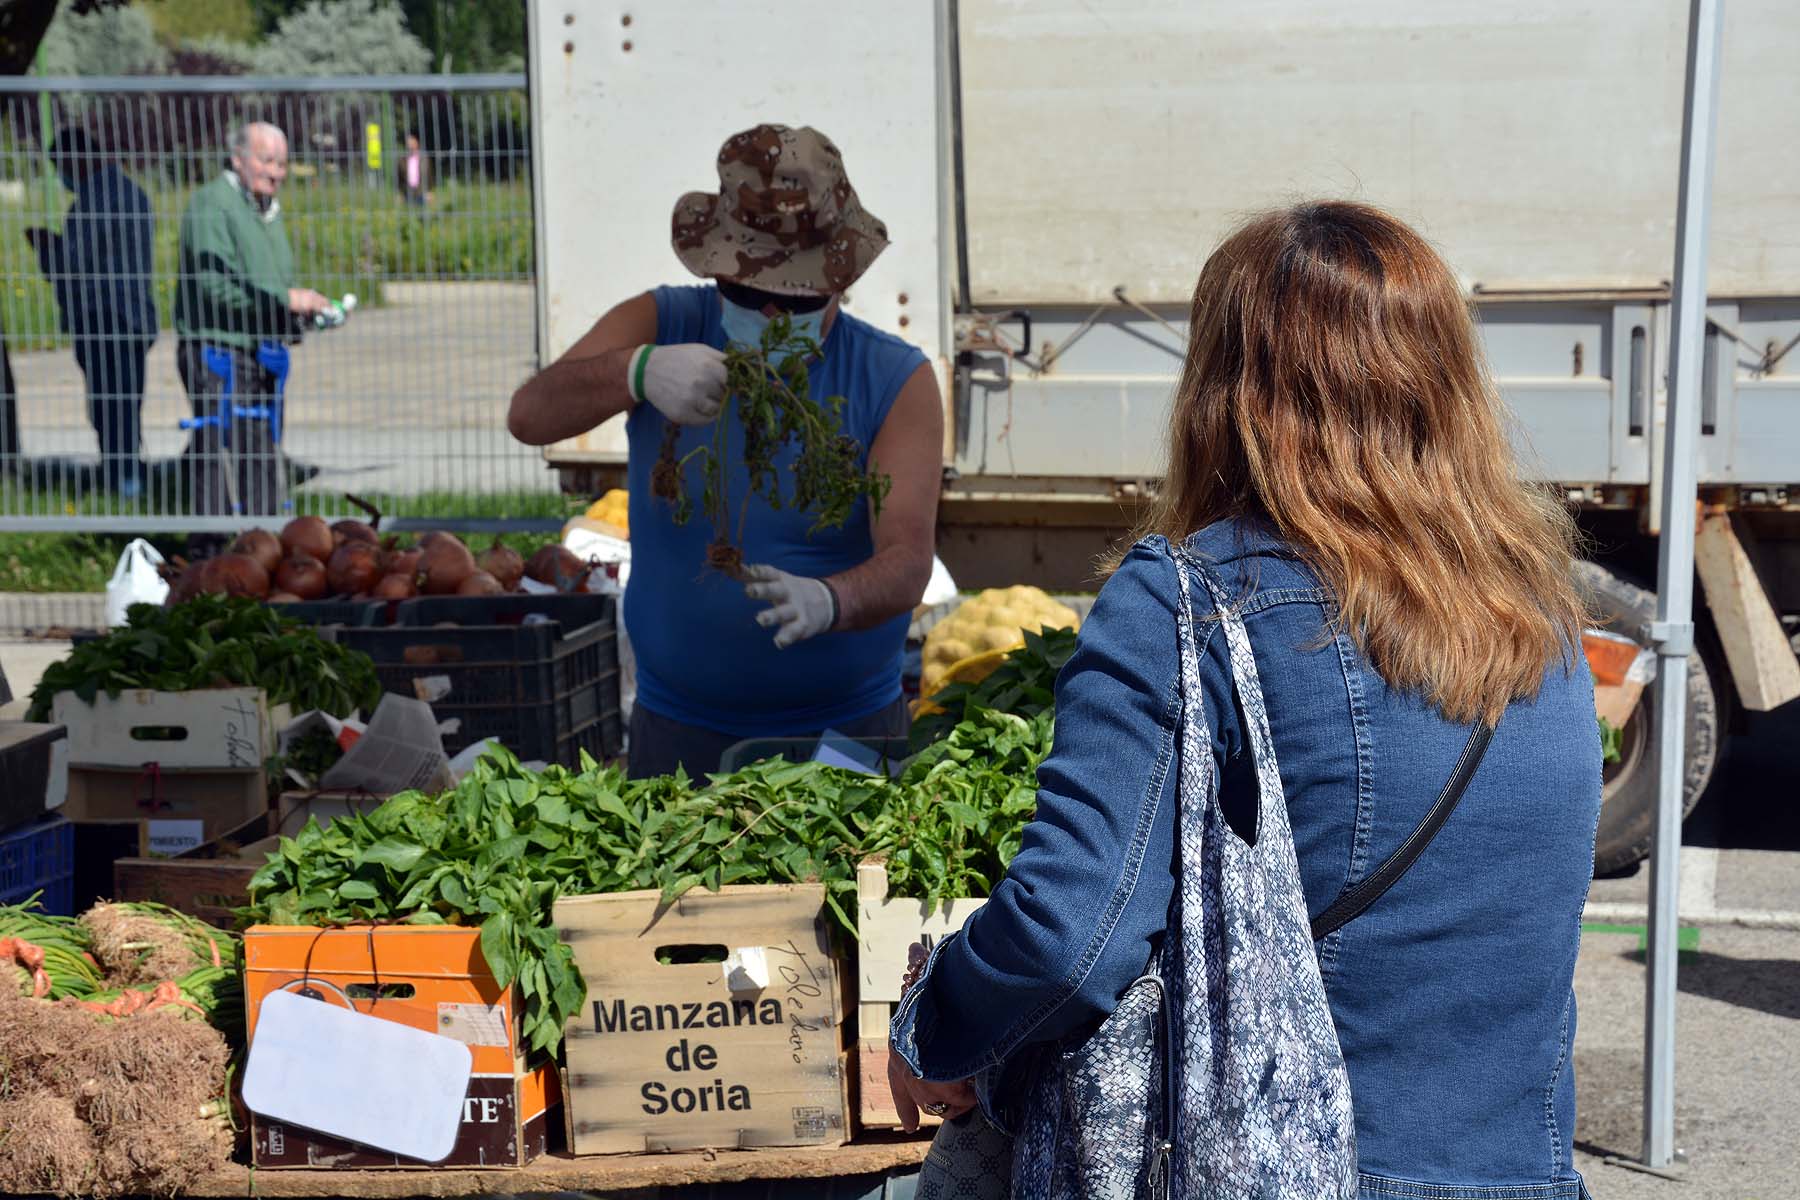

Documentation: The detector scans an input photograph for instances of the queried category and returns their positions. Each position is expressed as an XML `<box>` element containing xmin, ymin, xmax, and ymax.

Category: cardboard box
<box><xmin>273</xmin><ymin>789</ymin><xmax>389</xmax><ymax>838</ymax></box>
<box><xmin>853</xmin><ymin>861</ymin><xmax>986</xmax><ymax>1130</ymax></box>
<box><xmin>556</xmin><ymin>884</ymin><xmax>848</xmax><ymax>1155</ymax></box>
<box><xmin>54</xmin><ymin>687</ymin><xmax>281</xmax><ymax>770</ymax></box>
<box><xmin>242</xmin><ymin>925</ymin><xmax>557</xmax><ymax>1168</ymax></box>
<box><xmin>65</xmin><ymin>766</ymin><xmax>266</xmax><ymax>857</ymax></box>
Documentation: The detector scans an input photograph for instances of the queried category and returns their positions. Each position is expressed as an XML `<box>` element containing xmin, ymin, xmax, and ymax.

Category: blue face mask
<box><xmin>719</xmin><ymin>293</ymin><xmax>826</xmax><ymax>350</ymax></box>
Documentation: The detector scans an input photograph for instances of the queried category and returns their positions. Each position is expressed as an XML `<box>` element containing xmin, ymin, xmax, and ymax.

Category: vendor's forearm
<box><xmin>508</xmin><ymin>347</ymin><xmax>637</xmax><ymax>445</ymax></box>
<box><xmin>826</xmin><ymin>543</ymin><xmax>933</xmax><ymax>632</ymax></box>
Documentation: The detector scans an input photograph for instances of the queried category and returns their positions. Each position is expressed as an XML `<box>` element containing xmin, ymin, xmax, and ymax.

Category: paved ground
<box><xmin>6</xmin><ymin>281</ymin><xmax>557</xmax><ymax>499</ymax></box>
<box><xmin>4</xmin><ymin>638</ymin><xmax>1794</xmax><ymax>1196</ymax></box>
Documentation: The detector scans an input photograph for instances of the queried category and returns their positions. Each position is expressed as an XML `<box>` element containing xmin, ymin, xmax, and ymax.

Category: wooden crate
<box><xmin>65</xmin><ymin>766</ymin><xmax>267</xmax><ymax>858</ymax></box>
<box><xmin>556</xmin><ymin>884</ymin><xmax>849</xmax><ymax>1155</ymax></box>
<box><xmin>54</xmin><ymin>687</ymin><xmax>281</xmax><ymax>770</ymax></box>
<box><xmin>111</xmin><ymin>817</ymin><xmax>277</xmax><ymax>927</ymax></box>
<box><xmin>854</xmin><ymin>861</ymin><xmax>987</xmax><ymax>1130</ymax></box>
<box><xmin>243</xmin><ymin>925</ymin><xmax>558</xmax><ymax>1168</ymax></box>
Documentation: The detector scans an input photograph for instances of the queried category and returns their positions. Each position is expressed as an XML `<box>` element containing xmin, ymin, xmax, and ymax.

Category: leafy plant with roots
<box><xmin>651</xmin><ymin>314</ymin><xmax>890</xmax><ymax>574</ymax></box>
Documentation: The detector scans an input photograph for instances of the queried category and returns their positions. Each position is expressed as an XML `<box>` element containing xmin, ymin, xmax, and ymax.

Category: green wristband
<box><xmin>630</xmin><ymin>344</ymin><xmax>654</xmax><ymax>405</ymax></box>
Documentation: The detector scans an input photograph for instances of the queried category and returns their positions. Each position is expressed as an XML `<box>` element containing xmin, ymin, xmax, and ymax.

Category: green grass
<box><xmin>0</xmin><ymin>175</ymin><xmax>533</xmax><ymax>352</ymax></box>
<box><xmin>0</xmin><ymin>489</ymin><xmax>582</xmax><ymax>592</ymax></box>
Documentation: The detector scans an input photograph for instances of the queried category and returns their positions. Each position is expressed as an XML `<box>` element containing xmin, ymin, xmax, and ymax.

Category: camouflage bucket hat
<box><xmin>672</xmin><ymin>124</ymin><xmax>890</xmax><ymax>296</ymax></box>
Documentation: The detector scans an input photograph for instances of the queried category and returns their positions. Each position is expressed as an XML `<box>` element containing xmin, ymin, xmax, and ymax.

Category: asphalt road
<box><xmin>5</xmin><ymin>281</ymin><xmax>556</xmax><ymax>499</ymax></box>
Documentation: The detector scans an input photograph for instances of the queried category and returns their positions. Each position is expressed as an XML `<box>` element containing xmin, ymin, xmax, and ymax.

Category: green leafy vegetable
<box><xmin>25</xmin><ymin>594</ymin><xmax>382</xmax><ymax>722</ymax></box>
<box><xmin>652</xmin><ymin>314</ymin><xmax>891</xmax><ymax>574</ymax></box>
<box><xmin>911</xmin><ymin>625</ymin><xmax>1078</xmax><ymax>750</ymax></box>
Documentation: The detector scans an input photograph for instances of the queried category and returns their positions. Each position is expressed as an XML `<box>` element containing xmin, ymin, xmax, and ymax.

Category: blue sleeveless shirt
<box><xmin>623</xmin><ymin>284</ymin><xmax>927</xmax><ymax>737</ymax></box>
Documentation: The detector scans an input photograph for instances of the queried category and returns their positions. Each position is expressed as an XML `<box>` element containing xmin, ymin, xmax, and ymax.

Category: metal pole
<box><xmin>1644</xmin><ymin>0</ymin><xmax>1723</xmax><ymax>1170</ymax></box>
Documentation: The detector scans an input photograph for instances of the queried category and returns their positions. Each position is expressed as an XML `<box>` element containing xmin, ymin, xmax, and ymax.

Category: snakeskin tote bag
<box><xmin>1008</xmin><ymin>547</ymin><xmax>1358</xmax><ymax>1200</ymax></box>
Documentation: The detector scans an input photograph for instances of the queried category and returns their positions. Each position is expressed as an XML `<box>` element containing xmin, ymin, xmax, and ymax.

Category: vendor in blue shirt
<box><xmin>508</xmin><ymin>124</ymin><xmax>943</xmax><ymax>778</ymax></box>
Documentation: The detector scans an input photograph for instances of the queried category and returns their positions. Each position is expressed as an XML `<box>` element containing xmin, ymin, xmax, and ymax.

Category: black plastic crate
<box><xmin>268</xmin><ymin>598</ymin><xmax>390</xmax><ymax>627</ymax></box>
<box><xmin>0</xmin><ymin>723</ymin><xmax>66</xmax><ymax>836</ymax></box>
<box><xmin>396</xmin><ymin>592</ymin><xmax>613</xmax><ymax>630</ymax></box>
<box><xmin>324</xmin><ymin>596</ymin><xmax>623</xmax><ymax>767</ymax></box>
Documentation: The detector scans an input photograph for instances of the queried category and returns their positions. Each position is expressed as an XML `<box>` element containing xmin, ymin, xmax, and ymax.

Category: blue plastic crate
<box><xmin>0</xmin><ymin>815</ymin><xmax>75</xmax><ymax>914</ymax></box>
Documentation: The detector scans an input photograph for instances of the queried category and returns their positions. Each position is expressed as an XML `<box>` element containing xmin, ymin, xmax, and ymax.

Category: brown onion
<box><xmin>332</xmin><ymin>519</ymin><xmax>379</xmax><ymax>546</ymax></box>
<box><xmin>421</xmin><ymin>536</ymin><xmax>478</xmax><ymax>595</ymax></box>
<box><xmin>372</xmin><ymin>573</ymin><xmax>418</xmax><ymax>600</ymax></box>
<box><xmin>525</xmin><ymin>544</ymin><xmax>587</xmax><ymax>591</ymax></box>
<box><xmin>456</xmin><ymin>570</ymin><xmax>506</xmax><ymax>596</ymax></box>
<box><xmin>229</xmin><ymin>528</ymin><xmax>283</xmax><ymax>575</ymax></box>
<box><xmin>280</xmin><ymin>515</ymin><xmax>333</xmax><ymax>562</ymax></box>
<box><xmin>476</xmin><ymin>540</ymin><xmax>525</xmax><ymax>590</ymax></box>
<box><xmin>327</xmin><ymin>541</ymin><xmax>384</xmax><ymax>597</ymax></box>
<box><xmin>267</xmin><ymin>591</ymin><xmax>302</xmax><ymax>603</ymax></box>
<box><xmin>198</xmin><ymin>553</ymin><xmax>270</xmax><ymax>599</ymax></box>
<box><xmin>383</xmin><ymin>547</ymin><xmax>423</xmax><ymax>579</ymax></box>
<box><xmin>275</xmin><ymin>555</ymin><xmax>329</xmax><ymax>600</ymax></box>
<box><xmin>166</xmin><ymin>560</ymin><xmax>204</xmax><ymax>604</ymax></box>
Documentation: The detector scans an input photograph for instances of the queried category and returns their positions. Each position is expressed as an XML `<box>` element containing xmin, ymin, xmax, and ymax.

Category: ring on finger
<box><xmin>921</xmin><ymin>1101</ymin><xmax>949</xmax><ymax>1117</ymax></box>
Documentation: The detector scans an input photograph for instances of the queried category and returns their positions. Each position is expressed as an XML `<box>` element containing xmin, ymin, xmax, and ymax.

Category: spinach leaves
<box><xmin>26</xmin><ymin>595</ymin><xmax>381</xmax><ymax>722</ymax></box>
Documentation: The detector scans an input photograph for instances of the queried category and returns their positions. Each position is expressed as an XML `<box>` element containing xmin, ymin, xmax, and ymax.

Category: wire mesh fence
<box><xmin>0</xmin><ymin>73</ymin><xmax>549</xmax><ymax>535</ymax></box>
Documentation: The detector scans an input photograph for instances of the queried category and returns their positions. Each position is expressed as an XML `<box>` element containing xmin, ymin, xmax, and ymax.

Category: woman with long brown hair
<box><xmin>890</xmin><ymin>202</ymin><xmax>1602</xmax><ymax>1197</ymax></box>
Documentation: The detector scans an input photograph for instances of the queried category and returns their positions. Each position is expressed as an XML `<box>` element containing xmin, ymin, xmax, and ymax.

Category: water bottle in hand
<box><xmin>312</xmin><ymin>292</ymin><xmax>358</xmax><ymax>330</ymax></box>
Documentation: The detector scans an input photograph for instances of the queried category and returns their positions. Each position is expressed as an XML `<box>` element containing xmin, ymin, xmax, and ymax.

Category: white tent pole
<box><xmin>1644</xmin><ymin>0</ymin><xmax>1724</xmax><ymax>1170</ymax></box>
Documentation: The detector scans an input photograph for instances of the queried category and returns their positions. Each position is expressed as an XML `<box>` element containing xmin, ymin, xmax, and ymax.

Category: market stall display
<box><xmin>0</xmin><ymin>897</ymin><xmax>241</xmax><ymax>1198</ymax></box>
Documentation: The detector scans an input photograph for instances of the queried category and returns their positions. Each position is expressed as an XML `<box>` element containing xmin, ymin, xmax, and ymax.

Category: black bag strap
<box><xmin>1309</xmin><ymin>718</ymin><xmax>1497</xmax><ymax>941</ymax></box>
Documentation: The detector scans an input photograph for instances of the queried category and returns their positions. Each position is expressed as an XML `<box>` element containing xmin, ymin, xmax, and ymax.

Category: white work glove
<box><xmin>742</xmin><ymin>563</ymin><xmax>838</xmax><ymax>649</ymax></box>
<box><xmin>629</xmin><ymin>343</ymin><xmax>726</xmax><ymax>426</ymax></box>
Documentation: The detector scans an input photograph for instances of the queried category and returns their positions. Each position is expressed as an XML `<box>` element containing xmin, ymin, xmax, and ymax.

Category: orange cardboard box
<box><xmin>242</xmin><ymin>925</ymin><xmax>558</xmax><ymax>1168</ymax></box>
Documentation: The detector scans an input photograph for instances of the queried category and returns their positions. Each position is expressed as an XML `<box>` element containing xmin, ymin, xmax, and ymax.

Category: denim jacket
<box><xmin>892</xmin><ymin>522</ymin><xmax>1602</xmax><ymax>1199</ymax></box>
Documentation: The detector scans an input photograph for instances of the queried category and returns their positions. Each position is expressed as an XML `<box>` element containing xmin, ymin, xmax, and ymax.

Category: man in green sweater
<box><xmin>174</xmin><ymin>121</ymin><xmax>329</xmax><ymax>512</ymax></box>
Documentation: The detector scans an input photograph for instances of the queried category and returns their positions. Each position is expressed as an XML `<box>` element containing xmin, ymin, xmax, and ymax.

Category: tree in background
<box><xmin>38</xmin><ymin>4</ymin><xmax>169</xmax><ymax>76</ymax></box>
<box><xmin>251</xmin><ymin>0</ymin><xmax>430</xmax><ymax>76</ymax></box>
<box><xmin>398</xmin><ymin>0</ymin><xmax>526</xmax><ymax>73</ymax></box>
<box><xmin>241</xmin><ymin>0</ymin><xmax>524</xmax><ymax>73</ymax></box>
<box><xmin>141</xmin><ymin>0</ymin><xmax>259</xmax><ymax>45</ymax></box>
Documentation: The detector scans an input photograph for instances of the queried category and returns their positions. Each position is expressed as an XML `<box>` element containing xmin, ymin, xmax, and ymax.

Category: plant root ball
<box><xmin>74</xmin><ymin>1011</ymin><xmax>228</xmax><ymax>1132</ymax></box>
<box><xmin>0</xmin><ymin>990</ymin><xmax>113</xmax><ymax>1097</ymax></box>
<box><xmin>0</xmin><ymin>1094</ymin><xmax>99</xmax><ymax>1198</ymax></box>
<box><xmin>92</xmin><ymin>1115</ymin><xmax>233</xmax><ymax>1199</ymax></box>
<box><xmin>78</xmin><ymin>905</ymin><xmax>207</xmax><ymax>987</ymax></box>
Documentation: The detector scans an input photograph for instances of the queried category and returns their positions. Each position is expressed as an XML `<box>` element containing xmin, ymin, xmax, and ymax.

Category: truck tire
<box><xmin>1572</xmin><ymin>561</ymin><xmax>1719</xmax><ymax>875</ymax></box>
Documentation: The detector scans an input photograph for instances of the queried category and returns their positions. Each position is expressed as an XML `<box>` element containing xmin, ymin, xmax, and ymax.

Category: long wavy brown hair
<box><xmin>1118</xmin><ymin>202</ymin><xmax>1584</xmax><ymax>723</ymax></box>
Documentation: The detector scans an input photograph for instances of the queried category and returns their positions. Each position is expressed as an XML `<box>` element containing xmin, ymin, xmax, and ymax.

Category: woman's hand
<box><xmin>886</xmin><ymin>1047</ymin><xmax>977</xmax><ymax>1132</ymax></box>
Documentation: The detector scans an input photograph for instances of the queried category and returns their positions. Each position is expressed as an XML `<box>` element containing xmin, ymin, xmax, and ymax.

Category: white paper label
<box><xmin>436</xmin><ymin>1002</ymin><xmax>509</xmax><ymax>1047</ymax></box>
<box><xmin>723</xmin><ymin>946</ymin><xmax>771</xmax><ymax>992</ymax></box>
<box><xmin>146</xmin><ymin>819</ymin><xmax>206</xmax><ymax>857</ymax></box>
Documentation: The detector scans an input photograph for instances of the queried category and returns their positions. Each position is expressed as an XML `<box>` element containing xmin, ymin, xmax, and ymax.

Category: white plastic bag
<box><xmin>920</xmin><ymin>555</ymin><xmax>958</xmax><ymax>607</ymax></box>
<box><xmin>105</xmin><ymin>538</ymin><xmax>168</xmax><ymax>627</ymax></box>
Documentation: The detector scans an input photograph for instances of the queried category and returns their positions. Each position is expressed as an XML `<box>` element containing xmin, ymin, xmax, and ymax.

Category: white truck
<box><xmin>526</xmin><ymin>0</ymin><xmax>1800</xmax><ymax>872</ymax></box>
